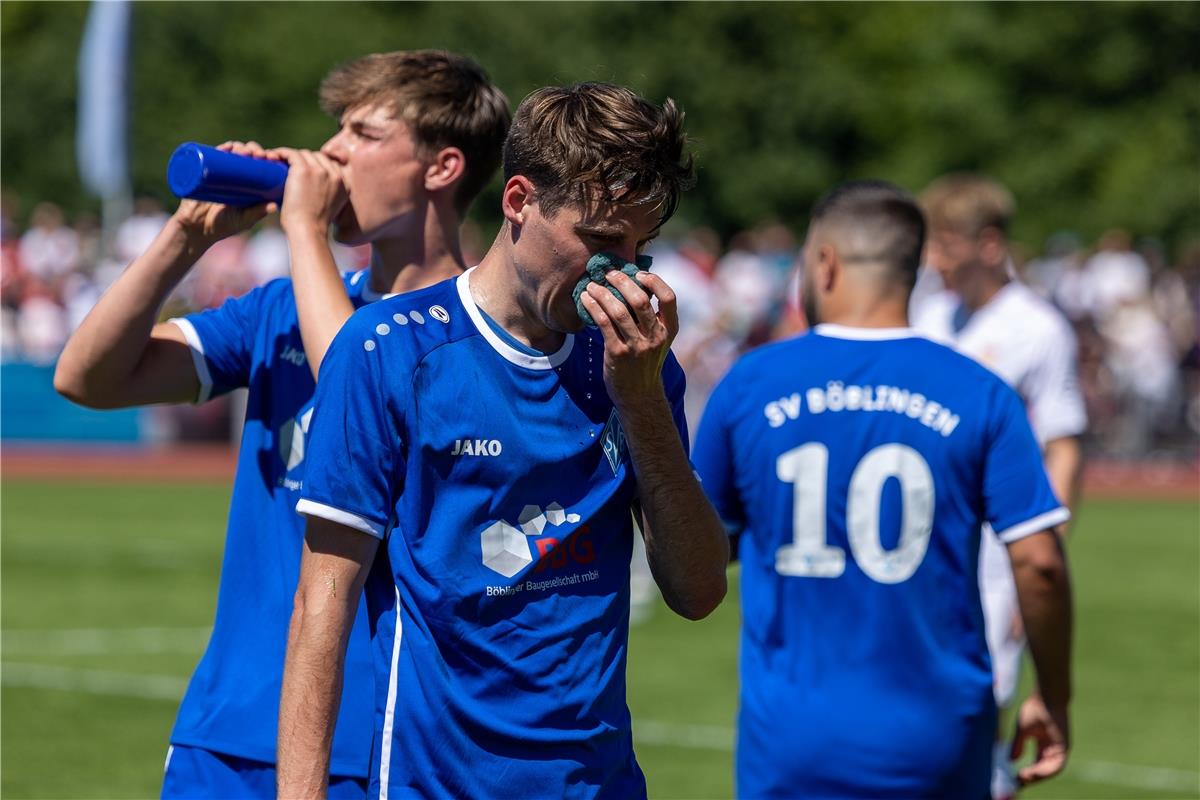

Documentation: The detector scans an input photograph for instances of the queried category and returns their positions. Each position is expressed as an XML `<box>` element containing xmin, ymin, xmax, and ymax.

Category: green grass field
<box><xmin>2</xmin><ymin>478</ymin><xmax>1197</xmax><ymax>799</ymax></box>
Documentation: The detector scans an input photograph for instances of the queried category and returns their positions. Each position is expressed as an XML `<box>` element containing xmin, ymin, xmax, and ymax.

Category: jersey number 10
<box><xmin>775</xmin><ymin>443</ymin><xmax>934</xmax><ymax>584</ymax></box>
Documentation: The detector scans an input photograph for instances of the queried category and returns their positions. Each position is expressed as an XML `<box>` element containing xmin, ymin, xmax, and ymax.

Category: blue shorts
<box><xmin>162</xmin><ymin>744</ymin><xmax>368</xmax><ymax>799</ymax></box>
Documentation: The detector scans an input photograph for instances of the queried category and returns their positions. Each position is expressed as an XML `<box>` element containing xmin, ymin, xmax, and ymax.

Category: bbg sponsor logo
<box><xmin>277</xmin><ymin>407</ymin><xmax>315</xmax><ymax>489</ymax></box>
<box><xmin>480</xmin><ymin>501</ymin><xmax>586</xmax><ymax>578</ymax></box>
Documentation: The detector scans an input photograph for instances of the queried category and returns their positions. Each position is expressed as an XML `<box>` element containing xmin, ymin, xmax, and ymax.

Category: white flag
<box><xmin>76</xmin><ymin>0</ymin><xmax>132</xmax><ymax>199</ymax></box>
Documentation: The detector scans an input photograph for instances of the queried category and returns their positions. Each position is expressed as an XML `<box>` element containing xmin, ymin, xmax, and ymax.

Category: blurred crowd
<box><xmin>0</xmin><ymin>194</ymin><xmax>376</xmax><ymax>366</ymax></box>
<box><xmin>651</xmin><ymin>223</ymin><xmax>1200</xmax><ymax>460</ymax></box>
<box><xmin>3</xmin><ymin>193</ymin><xmax>1198</xmax><ymax>459</ymax></box>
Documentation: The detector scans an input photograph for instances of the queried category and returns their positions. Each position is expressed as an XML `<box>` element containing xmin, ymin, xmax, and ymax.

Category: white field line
<box><xmin>2</xmin><ymin>663</ymin><xmax>186</xmax><ymax>701</ymax></box>
<box><xmin>1</xmin><ymin>660</ymin><xmax>1196</xmax><ymax>796</ymax></box>
<box><xmin>635</xmin><ymin>719</ymin><xmax>733</xmax><ymax>751</ymax></box>
<box><xmin>1071</xmin><ymin>760</ymin><xmax>1200</xmax><ymax>795</ymax></box>
<box><xmin>2</xmin><ymin>626</ymin><xmax>210</xmax><ymax>656</ymax></box>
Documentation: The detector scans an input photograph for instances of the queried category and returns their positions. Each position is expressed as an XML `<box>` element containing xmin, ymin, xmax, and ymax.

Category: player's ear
<box><xmin>424</xmin><ymin>147</ymin><xmax>465</xmax><ymax>194</ymax></box>
<box><xmin>817</xmin><ymin>242</ymin><xmax>839</xmax><ymax>292</ymax></box>
<box><xmin>978</xmin><ymin>227</ymin><xmax>1007</xmax><ymax>269</ymax></box>
<box><xmin>501</xmin><ymin>176</ymin><xmax>534</xmax><ymax>227</ymax></box>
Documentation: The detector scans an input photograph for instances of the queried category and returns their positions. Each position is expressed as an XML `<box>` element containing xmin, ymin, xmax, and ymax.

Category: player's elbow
<box><xmin>289</xmin><ymin>571</ymin><xmax>347</xmax><ymax>636</ymax></box>
<box><xmin>290</xmin><ymin>580</ymin><xmax>324</xmax><ymax>628</ymax></box>
<box><xmin>286</xmin><ymin>583</ymin><xmax>323</xmax><ymax>657</ymax></box>
<box><xmin>1017</xmin><ymin>553</ymin><xmax>1069</xmax><ymax>590</ymax></box>
<box><xmin>693</xmin><ymin>575</ymin><xmax>729</xmax><ymax>620</ymax></box>
<box><xmin>669</xmin><ymin>572</ymin><xmax>728</xmax><ymax>621</ymax></box>
<box><xmin>1010</xmin><ymin>534</ymin><xmax>1069</xmax><ymax>589</ymax></box>
<box><xmin>53</xmin><ymin>361</ymin><xmax>108</xmax><ymax>408</ymax></box>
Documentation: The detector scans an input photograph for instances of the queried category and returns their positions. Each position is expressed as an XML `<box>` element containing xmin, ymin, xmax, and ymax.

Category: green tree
<box><xmin>3</xmin><ymin>2</ymin><xmax>1196</xmax><ymax>252</ymax></box>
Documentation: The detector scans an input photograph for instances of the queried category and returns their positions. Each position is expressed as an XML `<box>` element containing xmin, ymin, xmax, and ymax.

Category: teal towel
<box><xmin>573</xmin><ymin>252</ymin><xmax>654</xmax><ymax>328</ymax></box>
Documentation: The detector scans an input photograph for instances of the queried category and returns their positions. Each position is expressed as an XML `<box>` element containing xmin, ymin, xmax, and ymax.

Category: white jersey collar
<box><xmin>456</xmin><ymin>268</ymin><xmax>574</xmax><ymax>370</ymax></box>
<box><xmin>813</xmin><ymin>323</ymin><xmax>922</xmax><ymax>341</ymax></box>
<box><xmin>353</xmin><ymin>269</ymin><xmax>399</xmax><ymax>303</ymax></box>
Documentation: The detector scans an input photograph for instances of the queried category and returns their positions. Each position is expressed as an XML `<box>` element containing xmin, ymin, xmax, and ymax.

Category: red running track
<box><xmin>2</xmin><ymin>445</ymin><xmax>1195</xmax><ymax>500</ymax></box>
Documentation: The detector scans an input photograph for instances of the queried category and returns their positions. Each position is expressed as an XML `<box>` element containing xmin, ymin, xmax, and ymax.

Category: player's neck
<box><xmin>367</xmin><ymin>205</ymin><xmax>466</xmax><ymax>295</ymax></box>
<box><xmin>824</xmin><ymin>304</ymin><xmax>909</xmax><ymax>330</ymax></box>
<box><xmin>822</xmin><ymin>282</ymin><xmax>909</xmax><ymax>329</ymax></box>
<box><xmin>961</xmin><ymin>273</ymin><xmax>1009</xmax><ymax>313</ymax></box>
<box><xmin>471</xmin><ymin>247</ymin><xmax>567</xmax><ymax>354</ymax></box>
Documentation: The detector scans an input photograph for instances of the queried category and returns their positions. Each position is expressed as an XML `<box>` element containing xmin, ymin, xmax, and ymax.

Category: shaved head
<box><xmin>808</xmin><ymin>180</ymin><xmax>926</xmax><ymax>290</ymax></box>
<box><xmin>802</xmin><ymin>180</ymin><xmax>926</xmax><ymax>326</ymax></box>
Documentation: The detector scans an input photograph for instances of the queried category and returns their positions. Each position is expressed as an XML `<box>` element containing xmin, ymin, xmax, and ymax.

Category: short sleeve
<box><xmin>692</xmin><ymin>370</ymin><xmax>745</xmax><ymax>532</ymax></box>
<box><xmin>169</xmin><ymin>282</ymin><xmax>276</xmax><ymax>402</ymax></box>
<box><xmin>983</xmin><ymin>383</ymin><xmax>1070</xmax><ymax>543</ymax></box>
<box><xmin>296</xmin><ymin>315</ymin><xmax>406</xmax><ymax>538</ymax></box>
<box><xmin>1024</xmin><ymin>322</ymin><xmax>1088</xmax><ymax>443</ymax></box>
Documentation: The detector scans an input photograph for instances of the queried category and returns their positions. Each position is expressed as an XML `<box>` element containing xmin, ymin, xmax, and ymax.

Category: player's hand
<box><xmin>272</xmin><ymin>147</ymin><xmax>348</xmax><ymax>236</ymax></box>
<box><xmin>172</xmin><ymin>141</ymin><xmax>278</xmax><ymax>247</ymax></box>
<box><xmin>1010</xmin><ymin>694</ymin><xmax>1070</xmax><ymax>787</ymax></box>
<box><xmin>580</xmin><ymin>270</ymin><xmax>678</xmax><ymax>407</ymax></box>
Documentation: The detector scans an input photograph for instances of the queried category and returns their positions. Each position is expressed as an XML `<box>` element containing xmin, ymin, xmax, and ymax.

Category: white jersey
<box><xmin>912</xmin><ymin>281</ymin><xmax>1087</xmax><ymax>444</ymax></box>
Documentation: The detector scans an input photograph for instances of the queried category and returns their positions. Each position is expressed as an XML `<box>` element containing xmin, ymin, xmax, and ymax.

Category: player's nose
<box><xmin>320</xmin><ymin>132</ymin><xmax>349</xmax><ymax>164</ymax></box>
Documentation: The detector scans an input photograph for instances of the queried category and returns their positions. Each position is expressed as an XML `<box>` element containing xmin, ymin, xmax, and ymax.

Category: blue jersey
<box><xmin>298</xmin><ymin>269</ymin><xmax>687</xmax><ymax>799</ymax></box>
<box><xmin>168</xmin><ymin>270</ymin><xmax>383</xmax><ymax>777</ymax></box>
<box><xmin>692</xmin><ymin>323</ymin><xmax>1067</xmax><ymax>800</ymax></box>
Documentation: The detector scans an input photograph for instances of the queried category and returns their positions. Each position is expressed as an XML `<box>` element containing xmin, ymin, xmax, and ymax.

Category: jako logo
<box><xmin>452</xmin><ymin>439</ymin><xmax>502</xmax><ymax>456</ymax></box>
<box><xmin>280</xmin><ymin>346</ymin><xmax>307</xmax><ymax>367</ymax></box>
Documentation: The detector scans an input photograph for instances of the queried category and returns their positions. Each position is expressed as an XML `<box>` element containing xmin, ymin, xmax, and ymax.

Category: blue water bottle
<box><xmin>166</xmin><ymin>142</ymin><xmax>288</xmax><ymax>207</ymax></box>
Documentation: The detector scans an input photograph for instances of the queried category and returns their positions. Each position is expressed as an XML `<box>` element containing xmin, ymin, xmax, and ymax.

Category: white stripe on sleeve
<box><xmin>295</xmin><ymin>499</ymin><xmax>384</xmax><ymax>539</ymax></box>
<box><xmin>167</xmin><ymin>318</ymin><xmax>213</xmax><ymax>404</ymax></box>
<box><xmin>992</xmin><ymin>507</ymin><xmax>1071</xmax><ymax>543</ymax></box>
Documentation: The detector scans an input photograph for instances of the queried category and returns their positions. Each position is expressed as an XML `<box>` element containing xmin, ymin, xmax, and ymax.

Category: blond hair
<box><xmin>920</xmin><ymin>173</ymin><xmax>1015</xmax><ymax>237</ymax></box>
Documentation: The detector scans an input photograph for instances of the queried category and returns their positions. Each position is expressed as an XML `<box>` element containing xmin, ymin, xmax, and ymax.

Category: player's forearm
<box><xmin>617</xmin><ymin>393</ymin><xmax>729</xmax><ymax>620</ymax></box>
<box><xmin>1010</xmin><ymin>532</ymin><xmax>1074</xmax><ymax>709</ymax></box>
<box><xmin>280</xmin><ymin>521</ymin><xmax>378</xmax><ymax>796</ymax></box>
<box><xmin>285</xmin><ymin>224</ymin><xmax>356</xmax><ymax>379</ymax></box>
<box><xmin>55</xmin><ymin>218</ymin><xmax>204</xmax><ymax>407</ymax></box>
<box><xmin>277</xmin><ymin>582</ymin><xmax>353</xmax><ymax>798</ymax></box>
<box><xmin>1043</xmin><ymin>437</ymin><xmax>1083</xmax><ymax>535</ymax></box>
